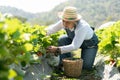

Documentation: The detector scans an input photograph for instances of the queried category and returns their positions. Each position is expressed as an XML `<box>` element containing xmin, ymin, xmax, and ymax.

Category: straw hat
<box><xmin>58</xmin><ymin>6</ymin><xmax>81</xmax><ymax>21</ymax></box>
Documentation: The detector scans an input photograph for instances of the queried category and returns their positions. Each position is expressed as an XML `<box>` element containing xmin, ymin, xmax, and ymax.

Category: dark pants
<box><xmin>58</xmin><ymin>34</ymin><xmax>98</xmax><ymax>70</ymax></box>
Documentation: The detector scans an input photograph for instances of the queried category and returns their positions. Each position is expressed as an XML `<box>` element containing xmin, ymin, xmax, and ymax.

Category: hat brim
<box><xmin>58</xmin><ymin>12</ymin><xmax>82</xmax><ymax>21</ymax></box>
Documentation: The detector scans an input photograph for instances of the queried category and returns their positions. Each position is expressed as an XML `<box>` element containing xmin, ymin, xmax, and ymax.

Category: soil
<box><xmin>50</xmin><ymin>68</ymin><xmax>102</xmax><ymax>80</ymax></box>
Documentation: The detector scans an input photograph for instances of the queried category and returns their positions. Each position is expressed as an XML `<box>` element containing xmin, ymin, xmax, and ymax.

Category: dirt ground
<box><xmin>50</xmin><ymin>67</ymin><xmax>101</xmax><ymax>80</ymax></box>
<box><xmin>23</xmin><ymin>51</ymin><xmax>120</xmax><ymax>80</ymax></box>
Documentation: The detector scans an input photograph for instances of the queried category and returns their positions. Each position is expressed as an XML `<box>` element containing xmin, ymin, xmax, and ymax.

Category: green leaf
<box><xmin>11</xmin><ymin>30</ymin><xmax>20</xmax><ymax>39</ymax></box>
<box><xmin>24</xmin><ymin>43</ymin><xmax>33</xmax><ymax>51</ymax></box>
<box><xmin>8</xmin><ymin>69</ymin><xmax>17</xmax><ymax>79</ymax></box>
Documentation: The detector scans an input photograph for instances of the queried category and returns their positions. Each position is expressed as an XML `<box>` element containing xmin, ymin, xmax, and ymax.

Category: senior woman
<box><xmin>46</xmin><ymin>6</ymin><xmax>99</xmax><ymax>70</ymax></box>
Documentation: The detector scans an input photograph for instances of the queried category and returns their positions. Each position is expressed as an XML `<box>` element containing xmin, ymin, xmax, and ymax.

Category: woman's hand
<box><xmin>46</xmin><ymin>46</ymin><xmax>58</xmax><ymax>53</ymax></box>
<box><xmin>46</xmin><ymin>46</ymin><xmax>61</xmax><ymax>56</ymax></box>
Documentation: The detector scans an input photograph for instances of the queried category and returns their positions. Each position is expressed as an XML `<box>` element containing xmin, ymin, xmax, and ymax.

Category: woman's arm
<box><xmin>59</xmin><ymin>25</ymin><xmax>88</xmax><ymax>53</ymax></box>
<box><xmin>45</xmin><ymin>20</ymin><xmax>63</xmax><ymax>36</ymax></box>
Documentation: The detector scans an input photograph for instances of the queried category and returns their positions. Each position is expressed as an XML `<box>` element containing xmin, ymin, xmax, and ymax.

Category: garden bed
<box><xmin>23</xmin><ymin>54</ymin><xmax>120</xmax><ymax>80</ymax></box>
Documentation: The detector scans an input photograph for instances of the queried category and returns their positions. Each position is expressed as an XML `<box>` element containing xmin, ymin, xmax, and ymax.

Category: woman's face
<box><xmin>63</xmin><ymin>20</ymin><xmax>76</xmax><ymax>29</ymax></box>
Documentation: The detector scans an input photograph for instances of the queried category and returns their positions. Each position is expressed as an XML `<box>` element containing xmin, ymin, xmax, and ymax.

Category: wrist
<box><xmin>54</xmin><ymin>47</ymin><xmax>61</xmax><ymax>56</ymax></box>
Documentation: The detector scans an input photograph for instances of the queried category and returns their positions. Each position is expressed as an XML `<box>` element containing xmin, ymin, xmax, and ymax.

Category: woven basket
<box><xmin>63</xmin><ymin>58</ymin><xmax>83</xmax><ymax>77</ymax></box>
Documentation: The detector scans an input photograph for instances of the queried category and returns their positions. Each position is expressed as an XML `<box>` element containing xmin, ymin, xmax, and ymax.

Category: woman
<box><xmin>46</xmin><ymin>6</ymin><xmax>99</xmax><ymax>70</ymax></box>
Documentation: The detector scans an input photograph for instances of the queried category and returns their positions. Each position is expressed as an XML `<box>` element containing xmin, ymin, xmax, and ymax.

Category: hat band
<box><xmin>64</xmin><ymin>17</ymin><xmax>77</xmax><ymax>20</ymax></box>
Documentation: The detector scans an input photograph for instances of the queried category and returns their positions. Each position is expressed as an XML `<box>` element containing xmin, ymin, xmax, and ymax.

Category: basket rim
<box><xmin>62</xmin><ymin>58</ymin><xmax>83</xmax><ymax>63</ymax></box>
<box><xmin>62</xmin><ymin>57</ymin><xmax>83</xmax><ymax>60</ymax></box>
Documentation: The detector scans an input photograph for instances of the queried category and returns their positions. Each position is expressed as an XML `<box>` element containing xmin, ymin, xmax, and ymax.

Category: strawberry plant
<box><xmin>96</xmin><ymin>21</ymin><xmax>120</xmax><ymax>68</ymax></box>
<box><xmin>0</xmin><ymin>13</ymin><xmax>65</xmax><ymax>80</ymax></box>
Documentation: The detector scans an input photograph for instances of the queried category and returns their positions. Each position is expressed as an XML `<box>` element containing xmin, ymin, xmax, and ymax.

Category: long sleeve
<box><xmin>45</xmin><ymin>20</ymin><xmax>63</xmax><ymax>35</ymax></box>
<box><xmin>59</xmin><ymin>20</ymin><xmax>93</xmax><ymax>54</ymax></box>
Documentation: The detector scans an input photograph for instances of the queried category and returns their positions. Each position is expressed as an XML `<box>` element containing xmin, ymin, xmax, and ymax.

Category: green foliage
<box><xmin>0</xmin><ymin>14</ymin><xmax>64</xmax><ymax>80</ymax></box>
<box><xmin>96</xmin><ymin>21</ymin><xmax>120</xmax><ymax>67</ymax></box>
<box><xmin>29</xmin><ymin>0</ymin><xmax>120</xmax><ymax>27</ymax></box>
<box><xmin>1</xmin><ymin>0</ymin><xmax>119</xmax><ymax>27</ymax></box>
